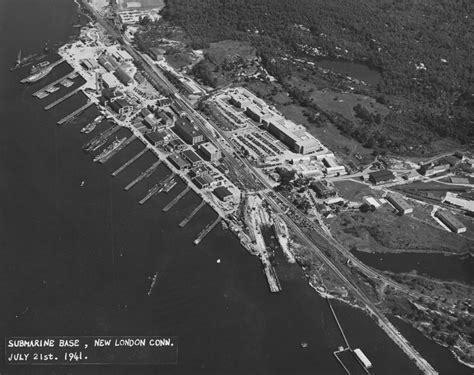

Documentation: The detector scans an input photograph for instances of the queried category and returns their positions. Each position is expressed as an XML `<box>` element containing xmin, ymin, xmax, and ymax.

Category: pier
<box><xmin>162</xmin><ymin>186</ymin><xmax>190</xmax><ymax>212</ymax></box>
<box><xmin>57</xmin><ymin>101</ymin><xmax>94</xmax><ymax>125</ymax></box>
<box><xmin>44</xmin><ymin>87</ymin><xmax>83</xmax><ymax>110</ymax></box>
<box><xmin>32</xmin><ymin>72</ymin><xmax>75</xmax><ymax>97</ymax></box>
<box><xmin>124</xmin><ymin>160</ymin><xmax>162</xmax><ymax>191</ymax></box>
<box><xmin>99</xmin><ymin>135</ymin><xmax>136</xmax><ymax>164</ymax></box>
<box><xmin>194</xmin><ymin>217</ymin><xmax>222</xmax><ymax>245</ymax></box>
<box><xmin>179</xmin><ymin>200</ymin><xmax>206</xmax><ymax>227</ymax></box>
<box><xmin>112</xmin><ymin>148</ymin><xmax>148</xmax><ymax>176</ymax></box>
<box><xmin>139</xmin><ymin>173</ymin><xmax>175</xmax><ymax>205</ymax></box>
<box><xmin>263</xmin><ymin>264</ymin><xmax>282</xmax><ymax>293</ymax></box>
<box><xmin>327</xmin><ymin>297</ymin><xmax>350</xmax><ymax>349</ymax></box>
<box><xmin>83</xmin><ymin>124</ymin><xmax>121</xmax><ymax>152</ymax></box>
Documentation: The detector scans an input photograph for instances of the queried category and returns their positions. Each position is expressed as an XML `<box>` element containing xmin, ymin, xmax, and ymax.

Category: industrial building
<box><xmin>112</xmin><ymin>49</ymin><xmax>133</xmax><ymax>63</ymax></box>
<box><xmin>368</xmin><ymin>170</ymin><xmax>395</xmax><ymax>185</ymax></box>
<box><xmin>199</xmin><ymin>142</ymin><xmax>221</xmax><ymax>162</ymax></box>
<box><xmin>311</xmin><ymin>180</ymin><xmax>336</xmax><ymax>198</ymax></box>
<box><xmin>167</xmin><ymin>153</ymin><xmax>190</xmax><ymax>170</ymax></box>
<box><xmin>213</xmin><ymin>186</ymin><xmax>233</xmax><ymax>202</ymax></box>
<box><xmin>435</xmin><ymin>210</ymin><xmax>467</xmax><ymax>233</ymax></box>
<box><xmin>110</xmin><ymin>98</ymin><xmax>133</xmax><ymax>115</ymax></box>
<box><xmin>193</xmin><ymin>174</ymin><xmax>214</xmax><ymax>189</ymax></box>
<box><xmin>114</xmin><ymin>66</ymin><xmax>133</xmax><ymax>85</ymax></box>
<box><xmin>101</xmin><ymin>72</ymin><xmax>120</xmax><ymax>89</ymax></box>
<box><xmin>386</xmin><ymin>194</ymin><xmax>413</xmax><ymax>215</ymax></box>
<box><xmin>420</xmin><ymin>163</ymin><xmax>450</xmax><ymax>176</ymax></box>
<box><xmin>98</xmin><ymin>54</ymin><xmax>119</xmax><ymax>72</ymax></box>
<box><xmin>148</xmin><ymin>47</ymin><xmax>165</xmax><ymax>61</ymax></box>
<box><xmin>227</xmin><ymin>87</ymin><xmax>322</xmax><ymax>154</ymax></box>
<box><xmin>182</xmin><ymin>149</ymin><xmax>203</xmax><ymax>167</ymax></box>
<box><xmin>145</xmin><ymin>130</ymin><xmax>173</xmax><ymax>146</ymax></box>
<box><xmin>173</xmin><ymin>118</ymin><xmax>204</xmax><ymax>145</ymax></box>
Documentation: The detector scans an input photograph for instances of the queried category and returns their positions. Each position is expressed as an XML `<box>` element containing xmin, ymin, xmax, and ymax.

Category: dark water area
<box><xmin>314</xmin><ymin>58</ymin><xmax>382</xmax><ymax>86</ymax></box>
<box><xmin>353</xmin><ymin>250</ymin><xmax>474</xmax><ymax>285</ymax></box>
<box><xmin>0</xmin><ymin>1</ymin><xmax>470</xmax><ymax>374</ymax></box>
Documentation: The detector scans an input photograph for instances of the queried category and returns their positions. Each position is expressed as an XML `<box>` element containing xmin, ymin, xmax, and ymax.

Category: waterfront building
<box><xmin>182</xmin><ymin>149</ymin><xmax>203</xmax><ymax>167</ymax></box>
<box><xmin>168</xmin><ymin>153</ymin><xmax>190</xmax><ymax>170</ymax></box>
<box><xmin>213</xmin><ymin>186</ymin><xmax>233</xmax><ymax>202</ymax></box>
<box><xmin>110</xmin><ymin>98</ymin><xmax>133</xmax><ymax>115</ymax></box>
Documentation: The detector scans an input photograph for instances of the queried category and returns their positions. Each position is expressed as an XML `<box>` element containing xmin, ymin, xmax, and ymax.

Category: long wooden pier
<box><xmin>162</xmin><ymin>186</ymin><xmax>190</xmax><ymax>212</ymax></box>
<box><xmin>99</xmin><ymin>135</ymin><xmax>136</xmax><ymax>164</ymax></box>
<box><xmin>139</xmin><ymin>173</ymin><xmax>175</xmax><ymax>205</ymax></box>
<box><xmin>179</xmin><ymin>200</ymin><xmax>205</xmax><ymax>227</ymax></box>
<box><xmin>194</xmin><ymin>217</ymin><xmax>222</xmax><ymax>245</ymax></box>
<box><xmin>57</xmin><ymin>101</ymin><xmax>93</xmax><ymax>125</ymax></box>
<box><xmin>327</xmin><ymin>298</ymin><xmax>350</xmax><ymax>349</ymax></box>
<box><xmin>112</xmin><ymin>148</ymin><xmax>148</xmax><ymax>176</ymax></box>
<box><xmin>83</xmin><ymin>124</ymin><xmax>121</xmax><ymax>152</ymax></box>
<box><xmin>263</xmin><ymin>264</ymin><xmax>282</xmax><ymax>293</ymax></box>
<box><xmin>45</xmin><ymin>87</ymin><xmax>83</xmax><ymax>110</ymax></box>
<box><xmin>124</xmin><ymin>160</ymin><xmax>162</xmax><ymax>191</ymax></box>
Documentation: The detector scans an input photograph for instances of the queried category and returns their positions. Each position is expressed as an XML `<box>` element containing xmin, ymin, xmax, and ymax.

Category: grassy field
<box><xmin>206</xmin><ymin>40</ymin><xmax>256</xmax><ymax>65</ymax></box>
<box><xmin>328</xmin><ymin>205</ymin><xmax>473</xmax><ymax>254</ymax></box>
<box><xmin>333</xmin><ymin>180</ymin><xmax>380</xmax><ymax>202</ymax></box>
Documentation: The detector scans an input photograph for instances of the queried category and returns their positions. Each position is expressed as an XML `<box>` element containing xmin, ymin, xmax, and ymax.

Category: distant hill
<box><xmin>160</xmin><ymin>0</ymin><xmax>474</xmax><ymax>154</ymax></box>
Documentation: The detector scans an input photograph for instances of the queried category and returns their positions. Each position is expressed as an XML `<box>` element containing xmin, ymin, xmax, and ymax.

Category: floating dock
<box><xmin>83</xmin><ymin>124</ymin><xmax>120</xmax><ymax>152</ymax></box>
<box><xmin>57</xmin><ymin>101</ymin><xmax>93</xmax><ymax>125</ymax></box>
<box><xmin>32</xmin><ymin>70</ymin><xmax>73</xmax><ymax>96</ymax></box>
<box><xmin>194</xmin><ymin>217</ymin><xmax>222</xmax><ymax>245</ymax></box>
<box><xmin>44</xmin><ymin>87</ymin><xmax>83</xmax><ymax>110</ymax></box>
<box><xmin>98</xmin><ymin>135</ymin><xmax>136</xmax><ymax>164</ymax></box>
<box><xmin>162</xmin><ymin>186</ymin><xmax>190</xmax><ymax>212</ymax></box>
<box><xmin>179</xmin><ymin>200</ymin><xmax>206</xmax><ymax>228</ymax></box>
<box><xmin>263</xmin><ymin>264</ymin><xmax>282</xmax><ymax>293</ymax></box>
<box><xmin>124</xmin><ymin>160</ymin><xmax>162</xmax><ymax>191</ymax></box>
<box><xmin>112</xmin><ymin>148</ymin><xmax>148</xmax><ymax>177</ymax></box>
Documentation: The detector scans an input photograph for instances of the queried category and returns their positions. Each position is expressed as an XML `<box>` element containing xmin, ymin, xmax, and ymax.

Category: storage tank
<box><xmin>354</xmin><ymin>348</ymin><xmax>372</xmax><ymax>369</ymax></box>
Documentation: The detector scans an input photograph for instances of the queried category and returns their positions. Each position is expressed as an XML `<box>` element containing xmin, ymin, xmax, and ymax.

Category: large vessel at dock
<box><xmin>22</xmin><ymin>65</ymin><xmax>53</xmax><ymax>84</ymax></box>
<box><xmin>81</xmin><ymin>116</ymin><xmax>102</xmax><ymax>134</ymax></box>
<box><xmin>93</xmin><ymin>137</ymin><xmax>126</xmax><ymax>163</ymax></box>
<box><xmin>30</xmin><ymin>61</ymin><xmax>50</xmax><ymax>74</ymax></box>
<box><xmin>163</xmin><ymin>179</ymin><xmax>176</xmax><ymax>193</ymax></box>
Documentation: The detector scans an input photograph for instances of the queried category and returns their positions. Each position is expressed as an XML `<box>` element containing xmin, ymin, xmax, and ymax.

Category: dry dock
<box><xmin>124</xmin><ymin>160</ymin><xmax>162</xmax><ymax>191</ymax></box>
<box><xmin>162</xmin><ymin>186</ymin><xmax>190</xmax><ymax>212</ymax></box>
<box><xmin>57</xmin><ymin>101</ymin><xmax>94</xmax><ymax>125</ymax></box>
<box><xmin>179</xmin><ymin>200</ymin><xmax>205</xmax><ymax>227</ymax></box>
<box><xmin>112</xmin><ymin>148</ymin><xmax>148</xmax><ymax>176</ymax></box>
<box><xmin>194</xmin><ymin>217</ymin><xmax>222</xmax><ymax>245</ymax></box>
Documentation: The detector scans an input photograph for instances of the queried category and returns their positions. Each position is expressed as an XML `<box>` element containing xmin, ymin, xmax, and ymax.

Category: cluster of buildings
<box><xmin>227</xmin><ymin>88</ymin><xmax>323</xmax><ymax>155</ymax></box>
<box><xmin>113</xmin><ymin>0</ymin><xmax>164</xmax><ymax>26</ymax></box>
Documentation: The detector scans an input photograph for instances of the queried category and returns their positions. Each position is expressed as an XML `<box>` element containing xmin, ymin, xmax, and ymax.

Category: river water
<box><xmin>0</xmin><ymin>1</ymin><xmax>471</xmax><ymax>374</ymax></box>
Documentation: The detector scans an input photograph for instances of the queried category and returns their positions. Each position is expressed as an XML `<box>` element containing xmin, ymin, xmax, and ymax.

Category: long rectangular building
<box><xmin>386</xmin><ymin>194</ymin><xmax>413</xmax><ymax>215</ymax></box>
<box><xmin>173</xmin><ymin>118</ymin><xmax>204</xmax><ymax>145</ymax></box>
<box><xmin>435</xmin><ymin>210</ymin><xmax>466</xmax><ymax>233</ymax></box>
<box><xmin>226</xmin><ymin>87</ymin><xmax>322</xmax><ymax>154</ymax></box>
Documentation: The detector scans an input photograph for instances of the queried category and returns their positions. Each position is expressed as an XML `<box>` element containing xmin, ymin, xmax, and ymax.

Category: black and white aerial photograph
<box><xmin>0</xmin><ymin>0</ymin><xmax>473</xmax><ymax>374</ymax></box>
